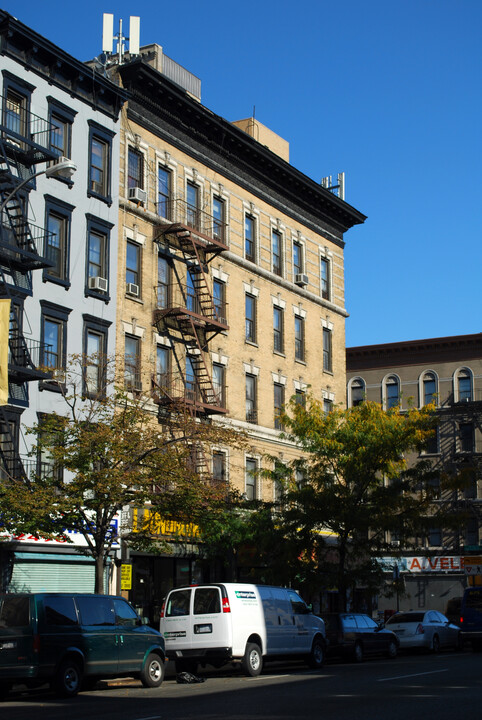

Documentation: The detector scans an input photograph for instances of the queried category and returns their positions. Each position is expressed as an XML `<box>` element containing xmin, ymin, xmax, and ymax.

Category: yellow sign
<box><xmin>121</xmin><ymin>564</ymin><xmax>132</xmax><ymax>590</ymax></box>
<box><xmin>132</xmin><ymin>508</ymin><xmax>200</xmax><ymax>540</ymax></box>
<box><xmin>0</xmin><ymin>299</ymin><xmax>10</xmax><ymax>406</ymax></box>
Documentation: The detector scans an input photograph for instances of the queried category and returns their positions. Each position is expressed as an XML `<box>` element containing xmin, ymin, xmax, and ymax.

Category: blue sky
<box><xmin>4</xmin><ymin>0</ymin><xmax>481</xmax><ymax>347</ymax></box>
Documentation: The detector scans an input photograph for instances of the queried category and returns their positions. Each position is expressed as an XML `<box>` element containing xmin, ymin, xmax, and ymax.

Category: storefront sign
<box><xmin>121</xmin><ymin>563</ymin><xmax>132</xmax><ymax>590</ymax></box>
<box><xmin>378</xmin><ymin>556</ymin><xmax>464</xmax><ymax>573</ymax></box>
<box><xmin>464</xmin><ymin>556</ymin><xmax>482</xmax><ymax>575</ymax></box>
<box><xmin>131</xmin><ymin>508</ymin><xmax>200</xmax><ymax>539</ymax></box>
<box><xmin>3</xmin><ymin>517</ymin><xmax>119</xmax><ymax>548</ymax></box>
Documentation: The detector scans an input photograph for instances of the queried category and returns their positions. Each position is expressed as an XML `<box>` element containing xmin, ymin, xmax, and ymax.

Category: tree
<box><xmin>0</xmin><ymin>356</ymin><xmax>243</xmax><ymax>593</ymax></box>
<box><xmin>265</xmin><ymin>397</ymin><xmax>467</xmax><ymax>611</ymax></box>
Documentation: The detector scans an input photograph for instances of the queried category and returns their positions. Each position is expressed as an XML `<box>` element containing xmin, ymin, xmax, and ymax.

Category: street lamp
<box><xmin>0</xmin><ymin>158</ymin><xmax>77</xmax><ymax>215</ymax></box>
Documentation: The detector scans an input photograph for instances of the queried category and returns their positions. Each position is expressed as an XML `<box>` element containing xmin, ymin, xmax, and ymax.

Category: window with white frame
<box><xmin>245</xmin><ymin>457</ymin><xmax>257</xmax><ymax>500</ymax></box>
<box><xmin>320</xmin><ymin>256</ymin><xmax>330</xmax><ymax>300</ymax></box>
<box><xmin>272</xmin><ymin>229</ymin><xmax>283</xmax><ymax>276</ymax></box>
<box><xmin>422</xmin><ymin>371</ymin><xmax>437</xmax><ymax>406</ymax></box>
<box><xmin>385</xmin><ymin>375</ymin><xmax>400</xmax><ymax>409</ymax></box>
<box><xmin>245</xmin><ymin>214</ymin><xmax>256</xmax><ymax>263</ymax></box>
<box><xmin>457</xmin><ymin>369</ymin><xmax>473</xmax><ymax>402</ymax></box>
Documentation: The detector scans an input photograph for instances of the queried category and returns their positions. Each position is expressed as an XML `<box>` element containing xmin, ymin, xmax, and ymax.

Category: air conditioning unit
<box><xmin>295</xmin><ymin>273</ymin><xmax>309</xmax><ymax>287</ymax></box>
<box><xmin>391</xmin><ymin>540</ymin><xmax>400</xmax><ymax>547</ymax></box>
<box><xmin>89</xmin><ymin>276</ymin><xmax>108</xmax><ymax>292</ymax></box>
<box><xmin>128</xmin><ymin>186</ymin><xmax>147</xmax><ymax>204</ymax></box>
<box><xmin>126</xmin><ymin>282</ymin><xmax>139</xmax><ymax>297</ymax></box>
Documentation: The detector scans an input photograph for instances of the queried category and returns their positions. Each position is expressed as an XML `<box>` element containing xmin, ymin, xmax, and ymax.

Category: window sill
<box><xmin>245</xmin><ymin>340</ymin><xmax>258</xmax><ymax>348</ymax></box>
<box><xmin>125</xmin><ymin>293</ymin><xmax>144</xmax><ymax>304</ymax></box>
<box><xmin>43</xmin><ymin>274</ymin><xmax>71</xmax><ymax>289</ymax></box>
<box><xmin>85</xmin><ymin>288</ymin><xmax>111</xmax><ymax>303</ymax></box>
<box><xmin>39</xmin><ymin>380</ymin><xmax>66</xmax><ymax>394</ymax></box>
<box><xmin>273</xmin><ymin>350</ymin><xmax>285</xmax><ymax>358</ymax></box>
<box><xmin>87</xmin><ymin>189</ymin><xmax>112</xmax><ymax>207</ymax></box>
<box><xmin>295</xmin><ymin>358</ymin><xmax>306</xmax><ymax>366</ymax></box>
<box><xmin>323</xmin><ymin>369</ymin><xmax>334</xmax><ymax>376</ymax></box>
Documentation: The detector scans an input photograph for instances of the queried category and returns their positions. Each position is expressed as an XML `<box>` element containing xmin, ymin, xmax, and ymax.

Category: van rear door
<box><xmin>0</xmin><ymin>595</ymin><xmax>34</xmax><ymax>680</ymax></box>
<box><xmin>162</xmin><ymin>588</ymin><xmax>193</xmax><ymax>653</ymax></box>
<box><xmin>191</xmin><ymin>586</ymin><xmax>229</xmax><ymax>653</ymax></box>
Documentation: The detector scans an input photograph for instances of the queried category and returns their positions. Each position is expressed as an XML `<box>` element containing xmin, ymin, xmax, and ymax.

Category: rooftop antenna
<box><xmin>102</xmin><ymin>13</ymin><xmax>140</xmax><ymax>65</ymax></box>
<box><xmin>321</xmin><ymin>172</ymin><xmax>345</xmax><ymax>201</ymax></box>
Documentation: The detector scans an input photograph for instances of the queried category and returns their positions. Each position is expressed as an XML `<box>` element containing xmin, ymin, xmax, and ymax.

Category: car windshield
<box><xmin>387</xmin><ymin>612</ymin><xmax>424</xmax><ymax>624</ymax></box>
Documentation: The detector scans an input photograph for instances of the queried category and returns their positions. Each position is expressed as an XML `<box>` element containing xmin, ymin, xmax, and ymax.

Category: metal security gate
<box><xmin>9</xmin><ymin>552</ymin><xmax>96</xmax><ymax>593</ymax></box>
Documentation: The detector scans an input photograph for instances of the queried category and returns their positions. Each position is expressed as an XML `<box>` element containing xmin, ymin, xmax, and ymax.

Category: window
<box><xmin>83</xmin><ymin>315</ymin><xmax>110</xmax><ymax>397</ymax></box>
<box><xmin>44</xmin><ymin>196</ymin><xmax>73</xmax><ymax>285</ymax></box>
<box><xmin>194</xmin><ymin>588</ymin><xmax>221</xmax><ymax>615</ymax></box>
<box><xmin>246</xmin><ymin>373</ymin><xmax>257</xmax><ymax>423</ymax></box>
<box><xmin>186</xmin><ymin>181</ymin><xmax>199</xmax><ymax>229</ymax></box>
<box><xmin>157</xmin><ymin>255</ymin><xmax>170</xmax><ymax>309</ymax></box>
<box><xmin>126</xmin><ymin>241</ymin><xmax>141</xmax><ymax>291</ymax></box>
<box><xmin>423</xmin><ymin>427</ymin><xmax>439</xmax><ymax>455</ymax></box>
<box><xmin>323</xmin><ymin>327</ymin><xmax>332</xmax><ymax>371</ymax></box>
<box><xmin>213</xmin><ymin>279</ymin><xmax>226</xmax><ymax>324</ymax></box>
<box><xmin>245</xmin><ymin>457</ymin><xmax>257</xmax><ymax>500</ymax></box>
<box><xmin>428</xmin><ymin>528</ymin><xmax>442</xmax><ymax>547</ymax></box>
<box><xmin>45</xmin><ymin>596</ymin><xmax>78</xmax><ymax>626</ymax></box>
<box><xmin>295</xmin><ymin>389</ymin><xmax>306</xmax><ymax>407</ymax></box>
<box><xmin>85</xmin><ymin>215</ymin><xmax>112</xmax><ymax>297</ymax></box>
<box><xmin>212</xmin><ymin>196</ymin><xmax>225</xmax><ymax>242</ymax></box>
<box><xmin>245</xmin><ymin>214</ymin><xmax>256</xmax><ymax>262</ymax></box>
<box><xmin>127</xmin><ymin>147</ymin><xmax>144</xmax><ymax>189</ymax></box>
<box><xmin>40</xmin><ymin>300</ymin><xmax>71</xmax><ymax>382</ymax></box>
<box><xmin>273</xmin><ymin>306</ymin><xmax>284</xmax><ymax>353</ymax></box>
<box><xmin>42</xmin><ymin>318</ymin><xmax>64</xmax><ymax>371</ymax></box>
<box><xmin>457</xmin><ymin>370</ymin><xmax>472</xmax><ymax>402</ymax></box>
<box><xmin>459</xmin><ymin>422</ymin><xmax>474</xmax><ymax>453</ymax></box>
<box><xmin>320</xmin><ymin>257</ymin><xmax>330</xmax><ymax>300</ymax></box>
<box><xmin>157</xmin><ymin>166</ymin><xmax>171</xmax><ymax>219</ymax></box>
<box><xmin>5</xmin><ymin>88</ymin><xmax>26</xmax><ymax>139</ymax></box>
<box><xmin>423</xmin><ymin>372</ymin><xmax>437</xmax><ymax>405</ymax></box>
<box><xmin>124</xmin><ymin>335</ymin><xmax>141</xmax><ymax>391</ymax></box>
<box><xmin>386</xmin><ymin>375</ymin><xmax>400</xmax><ymax>409</ymax></box>
<box><xmin>274</xmin><ymin>383</ymin><xmax>284</xmax><ymax>430</ymax></box>
<box><xmin>47</xmin><ymin>96</ymin><xmax>76</xmax><ymax>166</ymax></box>
<box><xmin>212</xmin><ymin>363</ymin><xmax>225</xmax><ymax>406</ymax></box>
<box><xmin>212</xmin><ymin>451</ymin><xmax>226</xmax><ymax>485</ymax></box>
<box><xmin>245</xmin><ymin>293</ymin><xmax>256</xmax><ymax>343</ymax></box>
<box><xmin>272</xmin><ymin>229</ymin><xmax>282</xmax><ymax>276</ymax></box>
<box><xmin>350</xmin><ymin>378</ymin><xmax>365</xmax><ymax>406</ymax></box>
<box><xmin>156</xmin><ymin>345</ymin><xmax>170</xmax><ymax>390</ymax></box>
<box><xmin>88</xmin><ymin>121</ymin><xmax>114</xmax><ymax>202</ymax></box>
<box><xmin>294</xmin><ymin>315</ymin><xmax>305</xmax><ymax>361</ymax></box>
<box><xmin>186</xmin><ymin>356</ymin><xmax>197</xmax><ymax>401</ymax></box>
<box><xmin>323</xmin><ymin>398</ymin><xmax>333</xmax><ymax>414</ymax></box>
<box><xmin>37</xmin><ymin>413</ymin><xmax>63</xmax><ymax>483</ymax></box>
<box><xmin>293</xmin><ymin>241</ymin><xmax>303</xmax><ymax>277</ymax></box>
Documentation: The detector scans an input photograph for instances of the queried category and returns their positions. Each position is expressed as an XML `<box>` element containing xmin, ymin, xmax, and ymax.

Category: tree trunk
<box><xmin>94</xmin><ymin>554</ymin><xmax>105</xmax><ymax>594</ymax></box>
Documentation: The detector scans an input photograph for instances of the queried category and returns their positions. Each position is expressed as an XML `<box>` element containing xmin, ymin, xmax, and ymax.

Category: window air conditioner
<box><xmin>128</xmin><ymin>186</ymin><xmax>147</xmax><ymax>204</ymax></box>
<box><xmin>88</xmin><ymin>276</ymin><xmax>108</xmax><ymax>292</ymax></box>
<box><xmin>295</xmin><ymin>273</ymin><xmax>309</xmax><ymax>286</ymax></box>
<box><xmin>391</xmin><ymin>540</ymin><xmax>400</xmax><ymax>547</ymax></box>
<box><xmin>126</xmin><ymin>282</ymin><xmax>139</xmax><ymax>297</ymax></box>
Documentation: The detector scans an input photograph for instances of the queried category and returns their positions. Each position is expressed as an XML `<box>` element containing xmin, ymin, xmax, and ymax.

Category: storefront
<box><xmin>377</xmin><ymin>555</ymin><xmax>467</xmax><ymax>617</ymax></box>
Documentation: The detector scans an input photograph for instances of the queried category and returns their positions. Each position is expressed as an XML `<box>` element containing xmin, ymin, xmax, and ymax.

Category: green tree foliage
<box><xmin>262</xmin><ymin>398</ymin><xmax>467</xmax><ymax>610</ymax></box>
<box><xmin>0</xmin><ymin>356</ymin><xmax>243</xmax><ymax>593</ymax></box>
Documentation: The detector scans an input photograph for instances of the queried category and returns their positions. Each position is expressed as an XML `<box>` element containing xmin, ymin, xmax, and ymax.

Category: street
<box><xmin>2</xmin><ymin>649</ymin><xmax>482</xmax><ymax>720</ymax></box>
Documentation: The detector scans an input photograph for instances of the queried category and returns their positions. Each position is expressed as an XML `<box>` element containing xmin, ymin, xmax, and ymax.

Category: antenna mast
<box><xmin>102</xmin><ymin>13</ymin><xmax>140</xmax><ymax>65</ymax></box>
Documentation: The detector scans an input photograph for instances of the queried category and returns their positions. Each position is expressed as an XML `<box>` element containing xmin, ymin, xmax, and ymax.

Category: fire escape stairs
<box><xmin>0</xmin><ymin>406</ymin><xmax>27</xmax><ymax>483</ymax></box>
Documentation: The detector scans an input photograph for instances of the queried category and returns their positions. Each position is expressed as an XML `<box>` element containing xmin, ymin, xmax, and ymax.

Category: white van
<box><xmin>159</xmin><ymin>583</ymin><xmax>325</xmax><ymax>676</ymax></box>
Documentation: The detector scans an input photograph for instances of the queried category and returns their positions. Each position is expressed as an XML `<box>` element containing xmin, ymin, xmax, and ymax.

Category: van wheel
<box><xmin>53</xmin><ymin>658</ymin><xmax>82</xmax><ymax>697</ymax></box>
<box><xmin>140</xmin><ymin>653</ymin><xmax>164</xmax><ymax>688</ymax></box>
<box><xmin>308</xmin><ymin>638</ymin><xmax>325</xmax><ymax>669</ymax></box>
<box><xmin>241</xmin><ymin>642</ymin><xmax>262</xmax><ymax>677</ymax></box>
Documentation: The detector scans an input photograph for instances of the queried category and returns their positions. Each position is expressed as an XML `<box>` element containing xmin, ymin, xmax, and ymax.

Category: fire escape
<box><xmin>151</xmin><ymin>199</ymin><xmax>229</xmax><ymax>479</ymax></box>
<box><xmin>0</xmin><ymin>94</ymin><xmax>57</xmax><ymax>482</ymax></box>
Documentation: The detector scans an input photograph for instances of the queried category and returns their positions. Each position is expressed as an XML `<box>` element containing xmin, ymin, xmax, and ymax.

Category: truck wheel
<box><xmin>53</xmin><ymin>658</ymin><xmax>82</xmax><ymax>697</ymax></box>
<box><xmin>140</xmin><ymin>653</ymin><xmax>164</xmax><ymax>688</ymax></box>
<box><xmin>241</xmin><ymin>642</ymin><xmax>263</xmax><ymax>677</ymax></box>
<box><xmin>307</xmin><ymin>638</ymin><xmax>325</xmax><ymax>669</ymax></box>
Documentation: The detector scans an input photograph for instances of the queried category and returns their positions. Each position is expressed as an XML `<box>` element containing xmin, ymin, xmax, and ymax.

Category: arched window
<box><xmin>456</xmin><ymin>368</ymin><xmax>473</xmax><ymax>402</ymax></box>
<box><xmin>422</xmin><ymin>372</ymin><xmax>437</xmax><ymax>406</ymax></box>
<box><xmin>385</xmin><ymin>375</ymin><xmax>400</xmax><ymax>409</ymax></box>
<box><xmin>349</xmin><ymin>377</ymin><xmax>365</xmax><ymax>407</ymax></box>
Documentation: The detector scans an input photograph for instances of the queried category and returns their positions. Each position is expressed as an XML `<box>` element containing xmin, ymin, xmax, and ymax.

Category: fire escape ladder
<box><xmin>185</xmin><ymin>317</ymin><xmax>217</xmax><ymax>408</ymax></box>
<box><xmin>0</xmin><ymin>406</ymin><xmax>27</xmax><ymax>482</ymax></box>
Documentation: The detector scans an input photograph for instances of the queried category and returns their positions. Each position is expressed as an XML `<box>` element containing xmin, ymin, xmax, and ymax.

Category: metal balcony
<box><xmin>8</xmin><ymin>335</ymin><xmax>53</xmax><ymax>382</ymax></box>
<box><xmin>153</xmin><ymin>283</ymin><xmax>228</xmax><ymax>336</ymax></box>
<box><xmin>0</xmin><ymin>218</ymin><xmax>54</xmax><ymax>271</ymax></box>
<box><xmin>0</xmin><ymin>97</ymin><xmax>60</xmax><ymax>165</ymax></box>
<box><xmin>151</xmin><ymin>371</ymin><xmax>227</xmax><ymax>417</ymax></box>
<box><xmin>155</xmin><ymin>198</ymin><xmax>228</xmax><ymax>255</ymax></box>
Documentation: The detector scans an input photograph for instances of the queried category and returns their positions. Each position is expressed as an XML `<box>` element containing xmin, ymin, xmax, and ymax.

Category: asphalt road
<box><xmin>3</xmin><ymin>649</ymin><xmax>482</xmax><ymax>720</ymax></box>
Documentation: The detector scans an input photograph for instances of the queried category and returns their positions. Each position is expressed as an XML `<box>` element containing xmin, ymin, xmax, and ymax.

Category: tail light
<box><xmin>160</xmin><ymin>601</ymin><xmax>165</xmax><ymax>619</ymax></box>
<box><xmin>33</xmin><ymin>634</ymin><xmax>41</xmax><ymax>653</ymax></box>
<box><xmin>222</xmin><ymin>597</ymin><xmax>231</xmax><ymax>613</ymax></box>
<box><xmin>415</xmin><ymin>623</ymin><xmax>424</xmax><ymax>635</ymax></box>
<box><xmin>460</xmin><ymin>616</ymin><xmax>464</xmax><ymax>625</ymax></box>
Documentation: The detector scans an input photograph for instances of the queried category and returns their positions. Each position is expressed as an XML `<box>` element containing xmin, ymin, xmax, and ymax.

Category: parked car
<box><xmin>460</xmin><ymin>587</ymin><xmax>482</xmax><ymax>649</ymax></box>
<box><xmin>385</xmin><ymin>610</ymin><xmax>461</xmax><ymax>651</ymax></box>
<box><xmin>444</xmin><ymin>597</ymin><xmax>462</xmax><ymax>627</ymax></box>
<box><xmin>320</xmin><ymin>612</ymin><xmax>398</xmax><ymax>662</ymax></box>
<box><xmin>160</xmin><ymin>583</ymin><xmax>326</xmax><ymax>676</ymax></box>
<box><xmin>0</xmin><ymin>593</ymin><xmax>165</xmax><ymax>699</ymax></box>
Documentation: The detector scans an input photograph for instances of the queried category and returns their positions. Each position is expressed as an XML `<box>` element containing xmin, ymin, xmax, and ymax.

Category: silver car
<box><xmin>385</xmin><ymin>610</ymin><xmax>461</xmax><ymax>652</ymax></box>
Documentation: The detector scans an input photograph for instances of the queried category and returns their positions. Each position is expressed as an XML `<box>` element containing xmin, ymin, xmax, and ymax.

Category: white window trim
<box><xmin>243</xmin><ymin>281</ymin><xmax>260</xmax><ymax>297</ymax></box>
<box><xmin>293</xmin><ymin>379</ymin><xmax>308</xmax><ymax>393</ymax></box>
<box><xmin>126</xmin><ymin>141</ymin><xmax>148</xmax><ymax>197</ymax></box>
<box><xmin>270</xmin><ymin>220</ymin><xmax>285</xmax><ymax>278</ymax></box>
<box><xmin>292</xmin><ymin>304</ymin><xmax>307</xmax><ymax>319</ymax></box>
<box><xmin>153</xmin><ymin>333</ymin><xmax>172</xmax><ymax>348</ymax></box>
<box><xmin>122</xmin><ymin>321</ymin><xmax>144</xmax><ymax>339</ymax></box>
<box><xmin>292</xmin><ymin>234</ymin><xmax>306</xmax><ymax>279</ymax></box>
<box><xmin>271</xmin><ymin>372</ymin><xmax>287</xmax><ymax>385</ymax></box>
<box><xmin>347</xmin><ymin>376</ymin><xmax>366</xmax><ymax>407</ymax></box>
<box><xmin>320</xmin><ymin>248</ymin><xmax>333</xmax><ymax>300</ymax></box>
<box><xmin>321</xmin><ymin>317</ymin><xmax>334</xmax><ymax>331</ymax></box>
<box><xmin>124</xmin><ymin>226</ymin><xmax>146</xmax><ymax>246</ymax></box>
<box><xmin>271</xmin><ymin>294</ymin><xmax>286</xmax><ymax>310</ymax></box>
<box><xmin>243</xmin><ymin>362</ymin><xmax>260</xmax><ymax>376</ymax></box>
<box><xmin>418</xmin><ymin>370</ymin><xmax>439</xmax><ymax>408</ymax></box>
<box><xmin>212</xmin><ymin>266</ymin><xmax>229</xmax><ymax>283</ymax></box>
<box><xmin>243</xmin><ymin>201</ymin><xmax>260</xmax><ymax>264</ymax></box>
<box><xmin>211</xmin><ymin>351</ymin><xmax>228</xmax><ymax>366</ymax></box>
<box><xmin>453</xmin><ymin>366</ymin><xmax>474</xmax><ymax>402</ymax></box>
<box><xmin>383</xmin><ymin>373</ymin><xmax>402</xmax><ymax>410</ymax></box>
<box><xmin>244</xmin><ymin>453</ymin><xmax>261</xmax><ymax>500</ymax></box>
